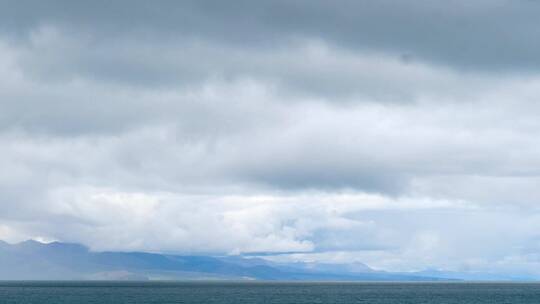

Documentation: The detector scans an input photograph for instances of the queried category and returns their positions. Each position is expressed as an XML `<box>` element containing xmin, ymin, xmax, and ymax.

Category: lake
<box><xmin>1</xmin><ymin>281</ymin><xmax>539</xmax><ymax>303</ymax></box>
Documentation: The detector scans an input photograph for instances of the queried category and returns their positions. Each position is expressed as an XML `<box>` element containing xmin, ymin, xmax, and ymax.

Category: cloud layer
<box><xmin>2</xmin><ymin>0</ymin><xmax>540</xmax><ymax>276</ymax></box>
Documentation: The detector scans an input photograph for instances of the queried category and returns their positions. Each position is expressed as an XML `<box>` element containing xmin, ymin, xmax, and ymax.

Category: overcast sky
<box><xmin>2</xmin><ymin>0</ymin><xmax>540</xmax><ymax>276</ymax></box>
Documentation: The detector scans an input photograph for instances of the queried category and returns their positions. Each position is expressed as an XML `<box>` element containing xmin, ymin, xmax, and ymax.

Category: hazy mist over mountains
<box><xmin>0</xmin><ymin>240</ymin><xmax>533</xmax><ymax>281</ymax></box>
<box><xmin>0</xmin><ymin>240</ymin><xmax>425</xmax><ymax>281</ymax></box>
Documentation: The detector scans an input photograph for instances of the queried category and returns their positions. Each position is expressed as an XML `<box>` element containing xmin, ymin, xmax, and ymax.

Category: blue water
<box><xmin>1</xmin><ymin>281</ymin><xmax>540</xmax><ymax>303</ymax></box>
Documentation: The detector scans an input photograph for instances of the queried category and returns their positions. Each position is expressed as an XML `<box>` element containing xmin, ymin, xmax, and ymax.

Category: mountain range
<box><xmin>0</xmin><ymin>240</ymin><xmax>529</xmax><ymax>281</ymax></box>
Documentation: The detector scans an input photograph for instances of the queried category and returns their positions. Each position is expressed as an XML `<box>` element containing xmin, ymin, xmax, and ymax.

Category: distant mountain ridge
<box><xmin>0</xmin><ymin>240</ymin><xmax>448</xmax><ymax>281</ymax></box>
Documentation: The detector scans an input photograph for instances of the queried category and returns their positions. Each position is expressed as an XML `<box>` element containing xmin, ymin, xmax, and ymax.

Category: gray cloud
<box><xmin>2</xmin><ymin>0</ymin><xmax>540</xmax><ymax>276</ymax></box>
<box><xmin>3</xmin><ymin>0</ymin><xmax>540</xmax><ymax>72</ymax></box>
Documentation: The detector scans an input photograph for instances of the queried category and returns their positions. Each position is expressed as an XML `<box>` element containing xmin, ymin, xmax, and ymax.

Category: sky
<box><xmin>2</xmin><ymin>0</ymin><xmax>540</xmax><ymax>276</ymax></box>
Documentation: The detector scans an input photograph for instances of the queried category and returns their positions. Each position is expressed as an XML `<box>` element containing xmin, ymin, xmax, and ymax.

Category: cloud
<box><xmin>3</xmin><ymin>0</ymin><xmax>540</xmax><ymax>71</ymax></box>
<box><xmin>2</xmin><ymin>0</ymin><xmax>540</xmax><ymax>276</ymax></box>
<box><xmin>0</xmin><ymin>186</ymin><xmax>472</xmax><ymax>256</ymax></box>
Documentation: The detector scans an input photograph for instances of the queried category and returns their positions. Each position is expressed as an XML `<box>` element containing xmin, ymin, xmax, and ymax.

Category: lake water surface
<box><xmin>1</xmin><ymin>281</ymin><xmax>539</xmax><ymax>304</ymax></box>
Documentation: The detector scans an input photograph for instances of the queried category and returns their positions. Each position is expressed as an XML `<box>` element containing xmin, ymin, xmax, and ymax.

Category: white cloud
<box><xmin>3</xmin><ymin>3</ymin><xmax>540</xmax><ymax>277</ymax></box>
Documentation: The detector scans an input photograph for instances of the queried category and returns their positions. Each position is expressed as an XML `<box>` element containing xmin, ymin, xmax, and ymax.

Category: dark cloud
<box><xmin>2</xmin><ymin>0</ymin><xmax>540</xmax><ymax>71</ymax></box>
